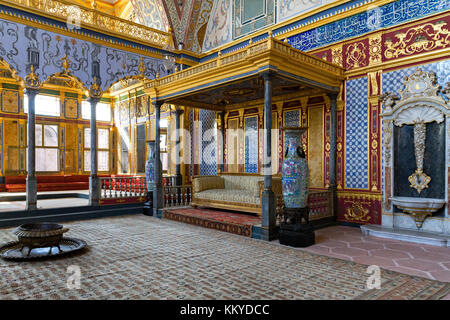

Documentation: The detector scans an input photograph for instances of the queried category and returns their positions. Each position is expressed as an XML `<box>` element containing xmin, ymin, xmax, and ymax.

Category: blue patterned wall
<box><xmin>245</xmin><ymin>116</ymin><xmax>258</xmax><ymax>173</ymax></box>
<box><xmin>383</xmin><ymin>60</ymin><xmax>450</xmax><ymax>97</ymax></box>
<box><xmin>286</xmin><ymin>0</ymin><xmax>450</xmax><ymax>51</ymax></box>
<box><xmin>345</xmin><ymin>77</ymin><xmax>369</xmax><ymax>189</ymax></box>
<box><xmin>199</xmin><ymin>109</ymin><xmax>217</xmax><ymax>176</ymax></box>
<box><xmin>0</xmin><ymin>18</ymin><xmax>167</xmax><ymax>90</ymax></box>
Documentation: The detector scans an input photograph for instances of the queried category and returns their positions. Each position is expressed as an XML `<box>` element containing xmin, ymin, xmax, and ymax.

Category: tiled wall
<box><xmin>244</xmin><ymin>116</ymin><xmax>258</xmax><ymax>173</ymax></box>
<box><xmin>199</xmin><ymin>109</ymin><xmax>217</xmax><ymax>176</ymax></box>
<box><xmin>345</xmin><ymin>76</ymin><xmax>369</xmax><ymax>189</ymax></box>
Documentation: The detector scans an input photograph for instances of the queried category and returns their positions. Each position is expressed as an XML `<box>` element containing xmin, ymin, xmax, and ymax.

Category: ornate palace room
<box><xmin>0</xmin><ymin>0</ymin><xmax>449</xmax><ymax>302</ymax></box>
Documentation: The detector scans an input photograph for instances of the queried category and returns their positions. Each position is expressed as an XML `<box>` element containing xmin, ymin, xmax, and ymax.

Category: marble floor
<box><xmin>300</xmin><ymin>226</ymin><xmax>450</xmax><ymax>286</ymax></box>
<box><xmin>0</xmin><ymin>190</ymin><xmax>89</xmax><ymax>212</ymax></box>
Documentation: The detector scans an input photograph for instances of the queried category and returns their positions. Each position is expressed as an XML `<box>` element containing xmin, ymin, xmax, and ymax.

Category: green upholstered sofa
<box><xmin>191</xmin><ymin>174</ymin><xmax>282</xmax><ymax>216</ymax></box>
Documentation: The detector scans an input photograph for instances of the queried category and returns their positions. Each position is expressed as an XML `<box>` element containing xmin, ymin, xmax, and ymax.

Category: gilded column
<box><xmin>24</xmin><ymin>66</ymin><xmax>41</xmax><ymax>211</ymax></box>
<box><xmin>88</xmin><ymin>78</ymin><xmax>102</xmax><ymax>206</ymax></box>
<box><xmin>153</xmin><ymin>100</ymin><xmax>164</xmax><ymax>217</ymax></box>
<box><xmin>261</xmin><ymin>71</ymin><xmax>276</xmax><ymax>241</ymax></box>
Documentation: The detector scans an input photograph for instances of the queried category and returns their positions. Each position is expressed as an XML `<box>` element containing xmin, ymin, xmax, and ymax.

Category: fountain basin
<box><xmin>390</xmin><ymin>197</ymin><xmax>446</xmax><ymax>228</ymax></box>
<box><xmin>13</xmin><ymin>223</ymin><xmax>69</xmax><ymax>247</ymax></box>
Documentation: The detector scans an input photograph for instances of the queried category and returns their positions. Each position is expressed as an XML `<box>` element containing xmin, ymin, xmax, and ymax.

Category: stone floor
<box><xmin>0</xmin><ymin>215</ymin><xmax>449</xmax><ymax>300</ymax></box>
<box><xmin>0</xmin><ymin>190</ymin><xmax>89</xmax><ymax>212</ymax></box>
<box><xmin>0</xmin><ymin>198</ymin><xmax>89</xmax><ymax>212</ymax></box>
<box><xmin>300</xmin><ymin>226</ymin><xmax>450</xmax><ymax>286</ymax></box>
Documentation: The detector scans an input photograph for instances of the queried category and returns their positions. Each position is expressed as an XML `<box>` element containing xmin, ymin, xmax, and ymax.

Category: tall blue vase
<box><xmin>282</xmin><ymin>128</ymin><xmax>309</xmax><ymax>209</ymax></box>
<box><xmin>145</xmin><ymin>141</ymin><xmax>158</xmax><ymax>192</ymax></box>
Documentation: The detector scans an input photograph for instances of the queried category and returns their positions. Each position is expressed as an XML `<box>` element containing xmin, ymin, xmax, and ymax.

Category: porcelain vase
<box><xmin>282</xmin><ymin>128</ymin><xmax>309</xmax><ymax>209</ymax></box>
<box><xmin>145</xmin><ymin>141</ymin><xmax>160</xmax><ymax>192</ymax></box>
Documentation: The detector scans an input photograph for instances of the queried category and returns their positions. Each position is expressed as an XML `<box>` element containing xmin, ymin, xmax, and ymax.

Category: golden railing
<box><xmin>1</xmin><ymin>0</ymin><xmax>170</xmax><ymax>48</ymax></box>
<box><xmin>144</xmin><ymin>36</ymin><xmax>344</xmax><ymax>90</ymax></box>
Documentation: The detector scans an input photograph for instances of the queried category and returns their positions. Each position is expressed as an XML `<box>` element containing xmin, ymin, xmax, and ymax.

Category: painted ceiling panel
<box><xmin>128</xmin><ymin>0</ymin><xmax>214</xmax><ymax>51</ymax></box>
<box><xmin>129</xmin><ymin>0</ymin><xmax>169</xmax><ymax>32</ymax></box>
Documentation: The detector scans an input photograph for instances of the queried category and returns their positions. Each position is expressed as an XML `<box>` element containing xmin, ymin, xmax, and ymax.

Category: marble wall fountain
<box><xmin>362</xmin><ymin>69</ymin><xmax>450</xmax><ymax>246</ymax></box>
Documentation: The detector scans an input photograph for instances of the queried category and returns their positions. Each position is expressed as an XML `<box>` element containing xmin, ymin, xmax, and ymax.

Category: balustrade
<box><xmin>162</xmin><ymin>185</ymin><xmax>192</xmax><ymax>208</ymax></box>
<box><xmin>100</xmin><ymin>176</ymin><xmax>147</xmax><ymax>199</ymax></box>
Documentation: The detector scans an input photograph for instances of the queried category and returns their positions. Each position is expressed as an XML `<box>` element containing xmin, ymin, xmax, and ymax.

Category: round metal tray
<box><xmin>0</xmin><ymin>238</ymin><xmax>88</xmax><ymax>261</ymax></box>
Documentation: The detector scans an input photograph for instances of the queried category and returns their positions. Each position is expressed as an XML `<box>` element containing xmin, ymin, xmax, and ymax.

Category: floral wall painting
<box><xmin>202</xmin><ymin>0</ymin><xmax>233</xmax><ymax>52</ymax></box>
<box><xmin>278</xmin><ymin>0</ymin><xmax>334</xmax><ymax>23</ymax></box>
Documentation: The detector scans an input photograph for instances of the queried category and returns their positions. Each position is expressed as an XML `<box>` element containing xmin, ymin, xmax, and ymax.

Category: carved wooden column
<box><xmin>24</xmin><ymin>66</ymin><xmax>41</xmax><ymax>211</ymax></box>
<box><xmin>153</xmin><ymin>100</ymin><xmax>164</xmax><ymax>217</ymax></box>
<box><xmin>88</xmin><ymin>79</ymin><xmax>102</xmax><ymax>206</ymax></box>
<box><xmin>261</xmin><ymin>71</ymin><xmax>276</xmax><ymax>241</ymax></box>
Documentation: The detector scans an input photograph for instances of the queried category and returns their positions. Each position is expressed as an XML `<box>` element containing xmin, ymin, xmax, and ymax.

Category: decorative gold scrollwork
<box><xmin>345</xmin><ymin>42</ymin><xmax>366</xmax><ymax>69</ymax></box>
<box><xmin>24</xmin><ymin>65</ymin><xmax>42</xmax><ymax>90</ymax></box>
<box><xmin>89</xmin><ymin>77</ymin><xmax>103</xmax><ymax>99</ymax></box>
<box><xmin>384</xmin><ymin>21</ymin><xmax>450</xmax><ymax>59</ymax></box>
<box><xmin>344</xmin><ymin>202</ymin><xmax>371</xmax><ymax>223</ymax></box>
<box><xmin>369</xmin><ymin>34</ymin><xmax>382</xmax><ymax>65</ymax></box>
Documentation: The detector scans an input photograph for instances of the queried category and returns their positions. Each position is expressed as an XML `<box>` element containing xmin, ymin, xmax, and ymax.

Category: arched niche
<box><xmin>380</xmin><ymin>69</ymin><xmax>450</xmax><ymax>231</ymax></box>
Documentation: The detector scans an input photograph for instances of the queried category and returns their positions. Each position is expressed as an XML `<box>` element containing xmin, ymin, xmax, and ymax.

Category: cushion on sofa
<box><xmin>195</xmin><ymin>189</ymin><xmax>259</xmax><ymax>205</ymax></box>
<box><xmin>193</xmin><ymin>176</ymin><xmax>224</xmax><ymax>193</ymax></box>
<box><xmin>222</xmin><ymin>175</ymin><xmax>263</xmax><ymax>197</ymax></box>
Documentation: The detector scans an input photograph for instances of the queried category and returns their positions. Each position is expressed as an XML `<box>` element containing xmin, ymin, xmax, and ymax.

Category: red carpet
<box><xmin>162</xmin><ymin>208</ymin><xmax>260</xmax><ymax>237</ymax></box>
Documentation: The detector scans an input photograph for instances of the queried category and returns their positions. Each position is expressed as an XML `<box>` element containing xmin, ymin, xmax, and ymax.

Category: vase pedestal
<box><xmin>143</xmin><ymin>191</ymin><xmax>153</xmax><ymax>216</ymax></box>
<box><xmin>279</xmin><ymin>207</ymin><xmax>315</xmax><ymax>248</ymax></box>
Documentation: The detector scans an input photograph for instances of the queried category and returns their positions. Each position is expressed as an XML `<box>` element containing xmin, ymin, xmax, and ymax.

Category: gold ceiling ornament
<box><xmin>384</xmin><ymin>21</ymin><xmax>450</xmax><ymax>59</ymax></box>
<box><xmin>139</xmin><ymin>57</ymin><xmax>146</xmax><ymax>78</ymax></box>
<box><xmin>344</xmin><ymin>202</ymin><xmax>371</xmax><ymax>223</ymax></box>
<box><xmin>61</xmin><ymin>55</ymin><xmax>71</xmax><ymax>74</ymax></box>
<box><xmin>24</xmin><ymin>65</ymin><xmax>42</xmax><ymax>90</ymax></box>
<box><xmin>223</xmin><ymin>88</ymin><xmax>255</xmax><ymax>97</ymax></box>
<box><xmin>89</xmin><ymin>77</ymin><xmax>103</xmax><ymax>99</ymax></box>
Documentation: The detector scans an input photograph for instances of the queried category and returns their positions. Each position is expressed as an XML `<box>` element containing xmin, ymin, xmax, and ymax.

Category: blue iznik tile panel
<box><xmin>383</xmin><ymin>60</ymin><xmax>450</xmax><ymax>97</ymax></box>
<box><xmin>245</xmin><ymin>116</ymin><xmax>258</xmax><ymax>173</ymax></box>
<box><xmin>287</xmin><ymin>0</ymin><xmax>450</xmax><ymax>52</ymax></box>
<box><xmin>345</xmin><ymin>77</ymin><xmax>369</xmax><ymax>189</ymax></box>
<box><xmin>199</xmin><ymin>110</ymin><xmax>217</xmax><ymax>176</ymax></box>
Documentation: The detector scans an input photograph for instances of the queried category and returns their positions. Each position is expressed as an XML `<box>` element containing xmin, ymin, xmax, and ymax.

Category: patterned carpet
<box><xmin>163</xmin><ymin>208</ymin><xmax>261</xmax><ymax>237</ymax></box>
<box><xmin>0</xmin><ymin>215</ymin><xmax>449</xmax><ymax>300</ymax></box>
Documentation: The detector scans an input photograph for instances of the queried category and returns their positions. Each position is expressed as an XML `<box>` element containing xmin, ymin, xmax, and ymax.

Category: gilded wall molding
<box><xmin>384</xmin><ymin>21</ymin><xmax>450</xmax><ymax>60</ymax></box>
